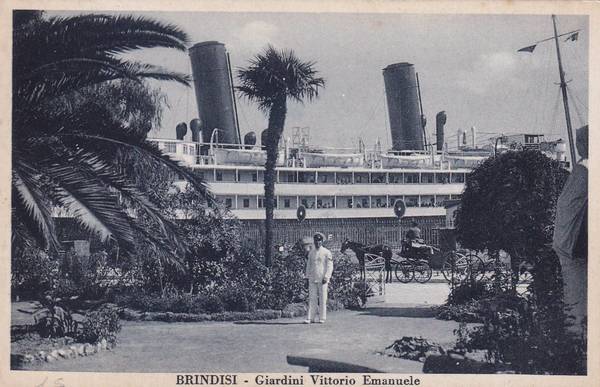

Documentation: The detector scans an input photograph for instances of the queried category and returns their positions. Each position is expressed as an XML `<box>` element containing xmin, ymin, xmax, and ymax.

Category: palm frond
<box><xmin>236</xmin><ymin>44</ymin><xmax>325</xmax><ymax>113</ymax></box>
<box><xmin>57</xmin><ymin>133</ymin><xmax>214</xmax><ymax>205</ymax></box>
<box><xmin>12</xmin><ymin>162</ymin><xmax>59</xmax><ymax>251</ymax></box>
<box><xmin>45</xmin><ymin>162</ymin><xmax>136</xmax><ymax>252</ymax></box>
<box><xmin>73</xmin><ymin>150</ymin><xmax>184</xmax><ymax>249</ymax></box>
<box><xmin>14</xmin><ymin>14</ymin><xmax>189</xmax><ymax>74</ymax></box>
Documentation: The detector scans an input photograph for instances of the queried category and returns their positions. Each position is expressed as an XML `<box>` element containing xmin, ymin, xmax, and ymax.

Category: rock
<box><xmin>77</xmin><ymin>344</ymin><xmax>85</xmax><ymax>356</ymax></box>
<box><xmin>23</xmin><ymin>354</ymin><xmax>35</xmax><ymax>363</ymax></box>
<box><xmin>45</xmin><ymin>354</ymin><xmax>56</xmax><ymax>362</ymax></box>
<box><xmin>96</xmin><ymin>342</ymin><xmax>102</xmax><ymax>352</ymax></box>
<box><xmin>57</xmin><ymin>349</ymin><xmax>68</xmax><ymax>358</ymax></box>
<box><xmin>50</xmin><ymin>350</ymin><xmax>60</xmax><ymax>359</ymax></box>
<box><xmin>38</xmin><ymin>350</ymin><xmax>47</xmax><ymax>359</ymax></box>
<box><xmin>100</xmin><ymin>338</ymin><xmax>108</xmax><ymax>350</ymax></box>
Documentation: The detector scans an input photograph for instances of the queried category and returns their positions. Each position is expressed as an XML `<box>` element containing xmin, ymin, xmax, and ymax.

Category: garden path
<box><xmin>22</xmin><ymin>282</ymin><xmax>457</xmax><ymax>373</ymax></box>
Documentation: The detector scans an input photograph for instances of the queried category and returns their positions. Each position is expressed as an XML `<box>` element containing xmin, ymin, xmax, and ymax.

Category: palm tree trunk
<box><xmin>264</xmin><ymin>97</ymin><xmax>287</xmax><ymax>266</ymax></box>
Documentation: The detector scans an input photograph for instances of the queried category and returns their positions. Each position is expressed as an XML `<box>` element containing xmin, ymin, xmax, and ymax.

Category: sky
<box><xmin>52</xmin><ymin>11</ymin><xmax>589</xmax><ymax>150</ymax></box>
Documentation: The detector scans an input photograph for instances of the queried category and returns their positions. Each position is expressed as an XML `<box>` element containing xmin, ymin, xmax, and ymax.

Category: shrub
<box><xmin>220</xmin><ymin>286</ymin><xmax>252</xmax><ymax>312</ymax></box>
<box><xmin>33</xmin><ymin>296</ymin><xmax>78</xmax><ymax>338</ymax></box>
<box><xmin>328</xmin><ymin>252</ymin><xmax>362</xmax><ymax>309</ymax></box>
<box><xmin>265</xmin><ymin>246</ymin><xmax>306</xmax><ymax>310</ymax></box>
<box><xmin>78</xmin><ymin>304</ymin><xmax>122</xmax><ymax>344</ymax></box>
<box><xmin>196</xmin><ymin>294</ymin><xmax>225</xmax><ymax>314</ymax></box>
<box><xmin>11</xmin><ymin>246</ymin><xmax>59</xmax><ymax>299</ymax></box>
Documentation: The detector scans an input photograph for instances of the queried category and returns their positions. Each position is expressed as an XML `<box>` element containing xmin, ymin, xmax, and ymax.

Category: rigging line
<box><xmin>185</xmin><ymin>87</ymin><xmax>190</xmax><ymax>120</ymax></box>
<box><xmin>549</xmin><ymin>86</ymin><xmax>562</xmax><ymax>135</ymax></box>
<box><xmin>360</xmin><ymin>89</ymin><xmax>384</xmax><ymax>133</ymax></box>
<box><xmin>236</xmin><ymin>100</ymin><xmax>252</xmax><ymax>133</ymax></box>
<box><xmin>568</xmin><ymin>83</ymin><xmax>588</xmax><ymax>111</ymax></box>
<box><xmin>567</xmin><ymin>85</ymin><xmax>586</xmax><ymax>127</ymax></box>
<box><xmin>535</xmin><ymin>42</ymin><xmax>553</xmax><ymax>132</ymax></box>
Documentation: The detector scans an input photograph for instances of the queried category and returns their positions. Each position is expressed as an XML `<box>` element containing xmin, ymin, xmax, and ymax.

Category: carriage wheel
<box><xmin>413</xmin><ymin>261</ymin><xmax>432</xmax><ymax>283</ymax></box>
<box><xmin>465</xmin><ymin>253</ymin><xmax>486</xmax><ymax>282</ymax></box>
<box><xmin>394</xmin><ymin>261</ymin><xmax>414</xmax><ymax>283</ymax></box>
<box><xmin>441</xmin><ymin>252</ymin><xmax>469</xmax><ymax>283</ymax></box>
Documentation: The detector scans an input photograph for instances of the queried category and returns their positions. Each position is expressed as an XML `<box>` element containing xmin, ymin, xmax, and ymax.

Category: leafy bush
<box><xmin>196</xmin><ymin>294</ymin><xmax>226</xmax><ymax>314</ymax></box>
<box><xmin>33</xmin><ymin>297</ymin><xmax>78</xmax><ymax>338</ymax></box>
<box><xmin>455</xmin><ymin>150</ymin><xmax>568</xmax><ymax>287</ymax></box>
<box><xmin>11</xmin><ymin>246</ymin><xmax>59</xmax><ymax>299</ymax></box>
<box><xmin>78</xmin><ymin>304</ymin><xmax>121</xmax><ymax>344</ymax></box>
<box><xmin>220</xmin><ymin>286</ymin><xmax>252</xmax><ymax>312</ymax></box>
<box><xmin>454</xmin><ymin>293</ymin><xmax>585</xmax><ymax>374</ymax></box>
<box><xmin>265</xmin><ymin>246</ymin><xmax>307</xmax><ymax>310</ymax></box>
<box><xmin>328</xmin><ymin>252</ymin><xmax>362</xmax><ymax>309</ymax></box>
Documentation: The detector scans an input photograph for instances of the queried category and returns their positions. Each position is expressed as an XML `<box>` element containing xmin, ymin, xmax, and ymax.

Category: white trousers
<box><xmin>308</xmin><ymin>281</ymin><xmax>328</xmax><ymax>322</ymax></box>
<box><xmin>558</xmin><ymin>253</ymin><xmax>587</xmax><ymax>336</ymax></box>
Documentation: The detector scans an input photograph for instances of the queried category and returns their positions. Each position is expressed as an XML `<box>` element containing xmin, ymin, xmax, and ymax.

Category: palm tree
<box><xmin>237</xmin><ymin>45</ymin><xmax>325</xmax><ymax>266</ymax></box>
<box><xmin>12</xmin><ymin>12</ymin><xmax>212</xmax><ymax>263</ymax></box>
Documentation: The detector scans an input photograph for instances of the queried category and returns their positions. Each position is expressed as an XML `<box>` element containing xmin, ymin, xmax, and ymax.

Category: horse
<box><xmin>340</xmin><ymin>239</ymin><xmax>394</xmax><ymax>283</ymax></box>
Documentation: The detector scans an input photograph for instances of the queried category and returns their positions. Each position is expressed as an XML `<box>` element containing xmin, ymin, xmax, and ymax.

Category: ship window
<box><xmin>354</xmin><ymin>173</ymin><xmax>369</xmax><ymax>184</ymax></box>
<box><xmin>196</xmin><ymin>172</ymin><xmax>205</xmax><ymax>180</ymax></box>
<box><xmin>421</xmin><ymin>195</ymin><xmax>435</xmax><ymax>207</ymax></box>
<box><xmin>421</xmin><ymin>173</ymin><xmax>434</xmax><ymax>184</ymax></box>
<box><xmin>164</xmin><ymin>142</ymin><xmax>176</xmax><ymax>153</ymax></box>
<box><xmin>405</xmin><ymin>195</ymin><xmax>419</xmax><ymax>207</ymax></box>
<box><xmin>252</xmin><ymin>172</ymin><xmax>257</xmax><ymax>182</ymax></box>
<box><xmin>435</xmin><ymin>195</ymin><xmax>450</xmax><ymax>207</ymax></box>
<box><xmin>347</xmin><ymin>198</ymin><xmax>353</xmax><ymax>208</ymax></box>
<box><xmin>451</xmin><ymin>173</ymin><xmax>465</xmax><ymax>183</ymax></box>
<box><xmin>435</xmin><ymin>173</ymin><xmax>449</xmax><ymax>184</ymax></box>
<box><xmin>372</xmin><ymin>173</ymin><xmax>386</xmax><ymax>184</ymax></box>
<box><xmin>404</xmin><ymin>173</ymin><xmax>419</xmax><ymax>184</ymax></box>
<box><xmin>336</xmin><ymin>173</ymin><xmax>352</xmax><ymax>184</ymax></box>
<box><xmin>284</xmin><ymin>199</ymin><xmax>291</xmax><ymax>208</ymax></box>
<box><xmin>362</xmin><ymin>198</ymin><xmax>369</xmax><ymax>208</ymax></box>
<box><xmin>389</xmin><ymin>173</ymin><xmax>402</xmax><ymax>184</ymax></box>
<box><xmin>225</xmin><ymin>198</ymin><xmax>232</xmax><ymax>208</ymax></box>
<box><xmin>258</xmin><ymin>197</ymin><xmax>264</xmax><ymax>208</ymax></box>
<box><xmin>216</xmin><ymin>171</ymin><xmax>223</xmax><ymax>181</ymax></box>
<box><xmin>243</xmin><ymin>198</ymin><xmax>250</xmax><ymax>208</ymax></box>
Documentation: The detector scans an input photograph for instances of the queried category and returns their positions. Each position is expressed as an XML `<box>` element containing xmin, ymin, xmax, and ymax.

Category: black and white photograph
<box><xmin>3</xmin><ymin>0</ymin><xmax>596</xmax><ymax>385</ymax></box>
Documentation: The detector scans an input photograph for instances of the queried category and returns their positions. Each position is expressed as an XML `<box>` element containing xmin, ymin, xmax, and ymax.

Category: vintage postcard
<box><xmin>0</xmin><ymin>0</ymin><xmax>597</xmax><ymax>386</ymax></box>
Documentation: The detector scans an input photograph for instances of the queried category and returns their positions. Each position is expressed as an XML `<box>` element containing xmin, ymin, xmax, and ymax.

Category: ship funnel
<box><xmin>189</xmin><ymin>41</ymin><xmax>240</xmax><ymax>145</ymax></box>
<box><xmin>470</xmin><ymin>126</ymin><xmax>477</xmax><ymax>148</ymax></box>
<box><xmin>190</xmin><ymin>119</ymin><xmax>202</xmax><ymax>142</ymax></box>
<box><xmin>244</xmin><ymin>131</ymin><xmax>257</xmax><ymax>149</ymax></box>
<box><xmin>383</xmin><ymin>63</ymin><xmax>424</xmax><ymax>151</ymax></box>
<box><xmin>176</xmin><ymin>122</ymin><xmax>188</xmax><ymax>140</ymax></box>
<box><xmin>435</xmin><ymin>111</ymin><xmax>446</xmax><ymax>151</ymax></box>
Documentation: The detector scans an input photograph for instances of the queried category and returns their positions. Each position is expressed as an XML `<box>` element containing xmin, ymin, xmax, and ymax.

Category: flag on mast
<box><xmin>565</xmin><ymin>31</ymin><xmax>579</xmax><ymax>42</ymax></box>
<box><xmin>518</xmin><ymin>44</ymin><xmax>537</xmax><ymax>53</ymax></box>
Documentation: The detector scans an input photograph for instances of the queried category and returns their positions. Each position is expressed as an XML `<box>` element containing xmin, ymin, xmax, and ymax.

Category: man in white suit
<box><xmin>304</xmin><ymin>232</ymin><xmax>334</xmax><ymax>324</ymax></box>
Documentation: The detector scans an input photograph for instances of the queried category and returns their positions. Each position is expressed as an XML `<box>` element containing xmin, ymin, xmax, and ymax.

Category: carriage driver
<box><xmin>304</xmin><ymin>232</ymin><xmax>334</xmax><ymax>324</ymax></box>
<box><xmin>406</xmin><ymin>221</ymin><xmax>433</xmax><ymax>256</ymax></box>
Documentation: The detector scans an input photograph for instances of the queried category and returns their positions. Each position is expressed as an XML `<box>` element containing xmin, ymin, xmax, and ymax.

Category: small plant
<box><xmin>78</xmin><ymin>304</ymin><xmax>121</xmax><ymax>344</ymax></box>
<box><xmin>33</xmin><ymin>295</ymin><xmax>79</xmax><ymax>338</ymax></box>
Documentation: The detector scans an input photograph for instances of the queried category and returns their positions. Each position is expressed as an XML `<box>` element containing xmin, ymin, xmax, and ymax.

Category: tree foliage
<box><xmin>12</xmin><ymin>11</ymin><xmax>211</xmax><ymax>259</ymax></box>
<box><xmin>455</xmin><ymin>150</ymin><xmax>569</xmax><ymax>260</ymax></box>
<box><xmin>236</xmin><ymin>45</ymin><xmax>325</xmax><ymax>265</ymax></box>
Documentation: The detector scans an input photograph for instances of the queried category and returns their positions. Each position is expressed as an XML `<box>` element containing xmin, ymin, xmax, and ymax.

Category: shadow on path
<box><xmin>360</xmin><ymin>306</ymin><xmax>438</xmax><ymax>318</ymax></box>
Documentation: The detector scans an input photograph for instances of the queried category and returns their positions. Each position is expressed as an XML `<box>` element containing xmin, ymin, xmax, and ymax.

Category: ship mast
<box><xmin>552</xmin><ymin>15</ymin><xmax>577</xmax><ymax>167</ymax></box>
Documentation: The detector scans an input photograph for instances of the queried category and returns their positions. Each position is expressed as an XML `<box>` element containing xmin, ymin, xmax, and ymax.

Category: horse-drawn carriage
<box><xmin>340</xmin><ymin>239</ymin><xmax>434</xmax><ymax>287</ymax></box>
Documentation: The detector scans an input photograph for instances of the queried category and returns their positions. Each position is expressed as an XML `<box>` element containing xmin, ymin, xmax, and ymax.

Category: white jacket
<box><xmin>305</xmin><ymin>246</ymin><xmax>334</xmax><ymax>282</ymax></box>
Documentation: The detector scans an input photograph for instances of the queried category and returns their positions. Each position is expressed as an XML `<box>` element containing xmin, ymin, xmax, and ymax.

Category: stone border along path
<box><xmin>24</xmin><ymin>283</ymin><xmax>459</xmax><ymax>373</ymax></box>
<box><xmin>12</xmin><ymin>338</ymin><xmax>112</xmax><ymax>369</ymax></box>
